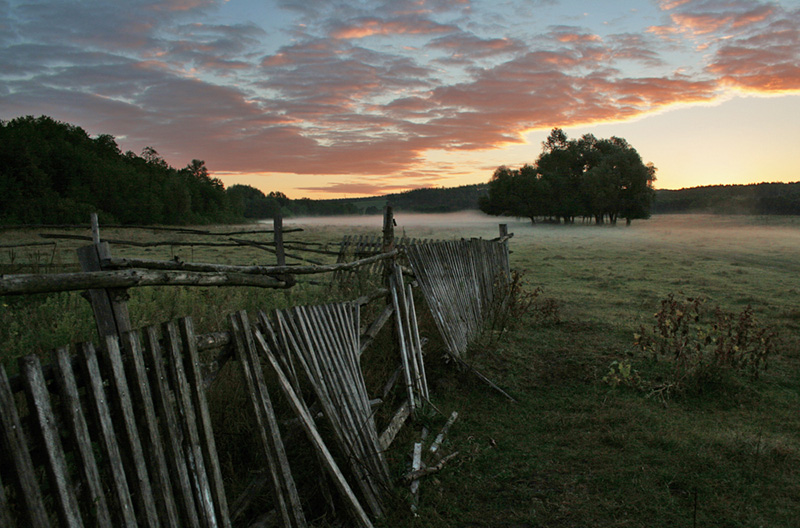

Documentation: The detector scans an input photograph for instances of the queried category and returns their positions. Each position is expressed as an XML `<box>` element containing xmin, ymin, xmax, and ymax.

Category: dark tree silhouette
<box><xmin>480</xmin><ymin>128</ymin><xmax>657</xmax><ymax>225</ymax></box>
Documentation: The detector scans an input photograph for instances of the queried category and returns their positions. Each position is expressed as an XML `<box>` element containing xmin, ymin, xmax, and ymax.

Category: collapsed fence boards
<box><xmin>0</xmin><ymin>320</ymin><xmax>231</xmax><ymax>527</ymax></box>
<box><xmin>390</xmin><ymin>263</ymin><xmax>429</xmax><ymax>412</ymax></box>
<box><xmin>406</xmin><ymin>238</ymin><xmax>510</xmax><ymax>359</ymax></box>
<box><xmin>267</xmin><ymin>302</ymin><xmax>391</xmax><ymax>519</ymax></box>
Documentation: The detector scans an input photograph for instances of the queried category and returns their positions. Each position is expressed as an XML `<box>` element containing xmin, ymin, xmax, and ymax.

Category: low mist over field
<box><xmin>280</xmin><ymin>213</ymin><xmax>800</xmax><ymax>257</ymax></box>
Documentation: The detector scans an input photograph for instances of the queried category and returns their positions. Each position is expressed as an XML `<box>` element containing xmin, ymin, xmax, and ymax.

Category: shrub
<box><xmin>486</xmin><ymin>270</ymin><xmax>560</xmax><ymax>343</ymax></box>
<box><xmin>635</xmin><ymin>294</ymin><xmax>775</xmax><ymax>395</ymax></box>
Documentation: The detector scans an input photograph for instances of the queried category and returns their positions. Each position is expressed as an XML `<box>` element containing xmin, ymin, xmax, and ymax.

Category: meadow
<box><xmin>1</xmin><ymin>213</ymin><xmax>799</xmax><ymax>527</ymax></box>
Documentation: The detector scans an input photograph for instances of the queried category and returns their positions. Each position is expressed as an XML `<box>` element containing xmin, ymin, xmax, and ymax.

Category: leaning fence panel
<box><xmin>406</xmin><ymin>238</ymin><xmax>510</xmax><ymax>359</ymax></box>
<box><xmin>0</xmin><ymin>325</ymin><xmax>231</xmax><ymax>527</ymax></box>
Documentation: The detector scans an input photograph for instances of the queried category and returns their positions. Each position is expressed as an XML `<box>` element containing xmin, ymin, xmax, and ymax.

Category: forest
<box><xmin>2</xmin><ymin>116</ymin><xmax>799</xmax><ymax>225</ymax></box>
<box><xmin>0</xmin><ymin>116</ymin><xmax>359</xmax><ymax>225</ymax></box>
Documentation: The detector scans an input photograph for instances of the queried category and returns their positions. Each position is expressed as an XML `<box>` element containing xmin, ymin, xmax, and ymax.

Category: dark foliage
<box><xmin>316</xmin><ymin>184</ymin><xmax>488</xmax><ymax>215</ymax></box>
<box><xmin>479</xmin><ymin>128</ymin><xmax>657</xmax><ymax>225</ymax></box>
<box><xmin>653</xmin><ymin>182</ymin><xmax>800</xmax><ymax>215</ymax></box>
<box><xmin>635</xmin><ymin>294</ymin><xmax>775</xmax><ymax>397</ymax></box>
<box><xmin>0</xmin><ymin>115</ymin><xmax>237</xmax><ymax>225</ymax></box>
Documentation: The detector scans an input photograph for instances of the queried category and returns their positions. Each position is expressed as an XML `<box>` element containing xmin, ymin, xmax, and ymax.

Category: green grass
<box><xmin>378</xmin><ymin>214</ymin><xmax>800</xmax><ymax>527</ymax></box>
<box><xmin>2</xmin><ymin>214</ymin><xmax>800</xmax><ymax>526</ymax></box>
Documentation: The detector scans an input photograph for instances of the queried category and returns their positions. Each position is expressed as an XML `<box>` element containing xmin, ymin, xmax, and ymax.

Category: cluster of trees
<box><xmin>0</xmin><ymin>116</ymin><xmax>236</xmax><ymax>225</ymax></box>
<box><xmin>381</xmin><ymin>184</ymin><xmax>487</xmax><ymax>213</ymax></box>
<box><xmin>653</xmin><ymin>182</ymin><xmax>800</xmax><ymax>215</ymax></box>
<box><xmin>479</xmin><ymin>129</ymin><xmax>657</xmax><ymax>225</ymax></box>
<box><xmin>227</xmin><ymin>185</ymin><xmax>360</xmax><ymax>218</ymax></box>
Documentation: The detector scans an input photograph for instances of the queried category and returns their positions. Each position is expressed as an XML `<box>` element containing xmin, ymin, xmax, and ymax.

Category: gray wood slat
<box><xmin>18</xmin><ymin>354</ymin><xmax>83</xmax><ymax>528</ymax></box>
<box><xmin>0</xmin><ymin>364</ymin><xmax>50</xmax><ymax>527</ymax></box>
<box><xmin>230</xmin><ymin>311</ymin><xmax>306</xmax><ymax>528</ymax></box>
<box><xmin>143</xmin><ymin>326</ymin><xmax>202</xmax><ymax>528</ymax></box>
<box><xmin>119</xmin><ymin>331</ymin><xmax>181</xmax><ymax>527</ymax></box>
<box><xmin>102</xmin><ymin>335</ymin><xmax>161</xmax><ymax>528</ymax></box>
<box><xmin>162</xmin><ymin>321</ymin><xmax>218</xmax><ymax>528</ymax></box>
<box><xmin>252</xmin><ymin>328</ymin><xmax>374</xmax><ymax>528</ymax></box>
<box><xmin>51</xmin><ymin>346</ymin><xmax>113</xmax><ymax>526</ymax></box>
<box><xmin>178</xmin><ymin>317</ymin><xmax>232</xmax><ymax>528</ymax></box>
<box><xmin>79</xmin><ymin>342</ymin><xmax>138</xmax><ymax>527</ymax></box>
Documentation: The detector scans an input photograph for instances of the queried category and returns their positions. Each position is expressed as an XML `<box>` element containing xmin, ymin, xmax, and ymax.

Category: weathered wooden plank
<box><xmin>77</xmin><ymin>242</ymin><xmax>132</xmax><ymax>340</ymax></box>
<box><xmin>18</xmin><ymin>354</ymin><xmax>83</xmax><ymax>528</ymax></box>
<box><xmin>0</xmin><ymin>268</ymin><xmax>290</xmax><ymax>296</ymax></box>
<box><xmin>410</xmin><ymin>442</ymin><xmax>422</xmax><ymax>512</ymax></box>
<box><xmin>79</xmin><ymin>342</ymin><xmax>138</xmax><ymax>527</ymax></box>
<box><xmin>389</xmin><ymin>273</ymin><xmax>416</xmax><ymax>411</ymax></box>
<box><xmin>229</xmin><ymin>312</ymin><xmax>291</xmax><ymax>526</ymax></box>
<box><xmin>429</xmin><ymin>411</ymin><xmax>459</xmax><ymax>456</ymax></box>
<box><xmin>0</xmin><ymin>364</ymin><xmax>50</xmax><ymax>527</ymax></box>
<box><xmin>294</xmin><ymin>305</ymin><xmax>385</xmax><ymax>511</ymax></box>
<box><xmin>405</xmin><ymin>239</ymin><xmax>511</xmax><ymax>360</ymax></box>
<box><xmin>119</xmin><ymin>332</ymin><xmax>181</xmax><ymax>528</ymax></box>
<box><xmin>406</xmin><ymin>283</ymin><xmax>429</xmax><ymax>400</ymax></box>
<box><xmin>230</xmin><ymin>311</ymin><xmax>306</xmax><ymax>528</ymax></box>
<box><xmin>51</xmin><ymin>346</ymin><xmax>113</xmax><ymax>526</ymax></box>
<box><xmin>393</xmin><ymin>267</ymin><xmax>423</xmax><ymax>402</ymax></box>
<box><xmin>378</xmin><ymin>400</ymin><xmax>410</xmax><ymax>451</ymax></box>
<box><xmin>178</xmin><ymin>318</ymin><xmax>232</xmax><ymax>528</ymax></box>
<box><xmin>252</xmin><ymin>328</ymin><xmax>374</xmax><ymax>528</ymax></box>
<box><xmin>360</xmin><ymin>305</ymin><xmax>393</xmax><ymax>356</ymax></box>
<box><xmin>101</xmin><ymin>335</ymin><xmax>161</xmax><ymax>528</ymax></box>
<box><xmin>162</xmin><ymin>321</ymin><xmax>218</xmax><ymax>528</ymax></box>
<box><xmin>143</xmin><ymin>326</ymin><xmax>201</xmax><ymax>528</ymax></box>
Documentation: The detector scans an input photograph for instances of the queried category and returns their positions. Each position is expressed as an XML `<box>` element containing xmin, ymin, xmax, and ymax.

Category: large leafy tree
<box><xmin>480</xmin><ymin>128</ymin><xmax>656</xmax><ymax>225</ymax></box>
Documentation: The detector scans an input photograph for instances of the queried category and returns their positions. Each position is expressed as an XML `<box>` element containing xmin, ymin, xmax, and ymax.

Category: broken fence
<box><xmin>1</xmin><ymin>226</ymin><xmax>512</xmax><ymax>527</ymax></box>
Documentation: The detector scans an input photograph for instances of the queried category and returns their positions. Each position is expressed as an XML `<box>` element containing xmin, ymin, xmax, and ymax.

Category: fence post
<box><xmin>498</xmin><ymin>224</ymin><xmax>511</xmax><ymax>279</ymax></box>
<box><xmin>382</xmin><ymin>205</ymin><xmax>395</xmax><ymax>286</ymax></box>
<box><xmin>77</xmin><ymin>214</ymin><xmax>132</xmax><ymax>341</ymax></box>
<box><xmin>273</xmin><ymin>211</ymin><xmax>286</xmax><ymax>268</ymax></box>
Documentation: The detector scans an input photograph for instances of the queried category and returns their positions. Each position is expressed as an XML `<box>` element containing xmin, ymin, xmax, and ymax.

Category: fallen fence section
<box><xmin>406</xmin><ymin>238</ymin><xmax>511</xmax><ymax>359</ymax></box>
<box><xmin>268</xmin><ymin>301</ymin><xmax>391</xmax><ymax>518</ymax></box>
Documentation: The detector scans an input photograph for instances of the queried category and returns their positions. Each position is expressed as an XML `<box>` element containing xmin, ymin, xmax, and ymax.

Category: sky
<box><xmin>2</xmin><ymin>0</ymin><xmax>799</xmax><ymax>199</ymax></box>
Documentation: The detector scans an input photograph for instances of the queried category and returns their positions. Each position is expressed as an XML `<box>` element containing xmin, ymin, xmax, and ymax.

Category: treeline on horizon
<box><xmin>3</xmin><ymin>115</ymin><xmax>800</xmax><ymax>225</ymax></box>
<box><xmin>652</xmin><ymin>183</ymin><xmax>800</xmax><ymax>215</ymax></box>
<box><xmin>0</xmin><ymin>116</ymin><xmax>371</xmax><ymax>225</ymax></box>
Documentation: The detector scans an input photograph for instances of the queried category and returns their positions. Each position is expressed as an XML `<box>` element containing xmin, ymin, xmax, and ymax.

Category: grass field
<box><xmin>2</xmin><ymin>213</ymin><xmax>799</xmax><ymax>526</ymax></box>
<box><xmin>380</xmin><ymin>213</ymin><xmax>800</xmax><ymax>528</ymax></box>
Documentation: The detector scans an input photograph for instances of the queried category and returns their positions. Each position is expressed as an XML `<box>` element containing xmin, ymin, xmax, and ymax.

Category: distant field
<box><xmin>2</xmin><ymin>213</ymin><xmax>799</xmax><ymax>526</ymax></box>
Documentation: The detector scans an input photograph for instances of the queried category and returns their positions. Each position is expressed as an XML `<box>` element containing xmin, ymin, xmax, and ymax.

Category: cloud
<box><xmin>651</xmin><ymin>0</ymin><xmax>800</xmax><ymax>93</ymax></box>
<box><xmin>330</xmin><ymin>16</ymin><xmax>457</xmax><ymax>39</ymax></box>
<box><xmin>2</xmin><ymin>0</ymin><xmax>798</xmax><ymax>197</ymax></box>
<box><xmin>426</xmin><ymin>33</ymin><xmax>525</xmax><ymax>59</ymax></box>
<box><xmin>709</xmin><ymin>19</ymin><xmax>800</xmax><ymax>92</ymax></box>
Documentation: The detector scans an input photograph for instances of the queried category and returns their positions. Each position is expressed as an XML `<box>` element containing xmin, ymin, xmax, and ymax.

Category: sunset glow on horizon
<box><xmin>2</xmin><ymin>0</ymin><xmax>799</xmax><ymax>199</ymax></box>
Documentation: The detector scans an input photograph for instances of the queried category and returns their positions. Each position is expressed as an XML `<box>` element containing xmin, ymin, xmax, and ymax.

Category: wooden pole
<box><xmin>382</xmin><ymin>205</ymin><xmax>395</xmax><ymax>286</ymax></box>
<box><xmin>78</xmin><ymin>214</ymin><xmax>132</xmax><ymax>342</ymax></box>
<box><xmin>274</xmin><ymin>212</ymin><xmax>285</xmax><ymax>267</ymax></box>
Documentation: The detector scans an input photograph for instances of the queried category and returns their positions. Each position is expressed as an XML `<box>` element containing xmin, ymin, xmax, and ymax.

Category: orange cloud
<box><xmin>331</xmin><ymin>17</ymin><xmax>455</xmax><ymax>39</ymax></box>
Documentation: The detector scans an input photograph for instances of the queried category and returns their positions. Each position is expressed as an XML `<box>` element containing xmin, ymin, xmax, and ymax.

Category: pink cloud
<box><xmin>330</xmin><ymin>17</ymin><xmax>456</xmax><ymax>39</ymax></box>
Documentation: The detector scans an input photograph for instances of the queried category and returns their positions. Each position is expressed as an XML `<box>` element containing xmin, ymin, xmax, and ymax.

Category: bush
<box><xmin>635</xmin><ymin>294</ymin><xmax>775</xmax><ymax>395</ymax></box>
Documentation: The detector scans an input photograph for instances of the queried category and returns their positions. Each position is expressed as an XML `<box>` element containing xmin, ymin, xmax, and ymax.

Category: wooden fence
<box><xmin>0</xmin><ymin>210</ymin><xmax>513</xmax><ymax>527</ymax></box>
